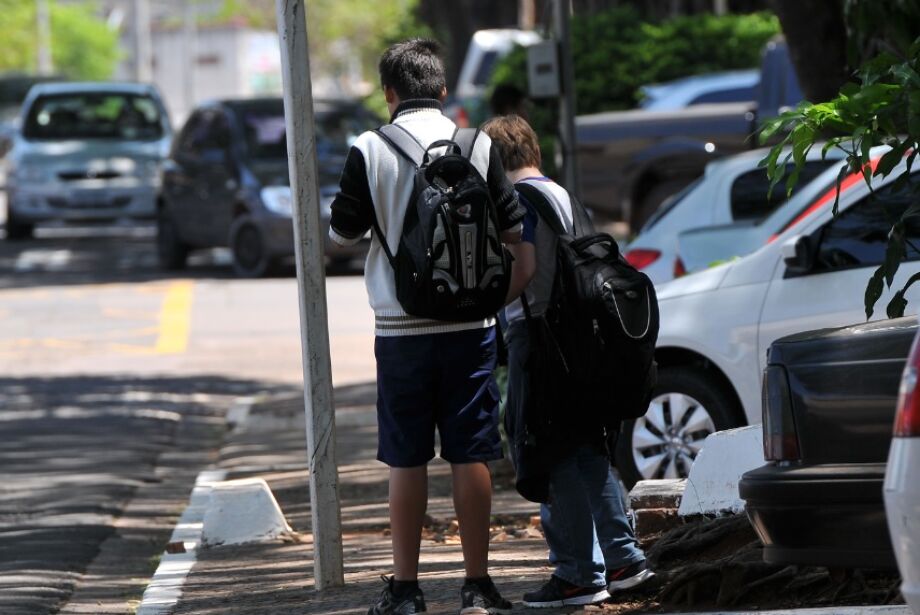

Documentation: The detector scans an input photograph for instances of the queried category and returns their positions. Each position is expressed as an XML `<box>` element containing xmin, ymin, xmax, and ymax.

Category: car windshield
<box><xmin>640</xmin><ymin>177</ymin><xmax>704</xmax><ymax>232</ymax></box>
<box><xmin>23</xmin><ymin>92</ymin><xmax>164</xmax><ymax>141</ymax></box>
<box><xmin>236</xmin><ymin>103</ymin><xmax>376</xmax><ymax>160</ymax></box>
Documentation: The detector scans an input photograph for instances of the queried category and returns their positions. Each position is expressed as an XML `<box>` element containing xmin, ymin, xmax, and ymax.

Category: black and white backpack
<box><xmin>371</xmin><ymin>124</ymin><xmax>511</xmax><ymax>322</ymax></box>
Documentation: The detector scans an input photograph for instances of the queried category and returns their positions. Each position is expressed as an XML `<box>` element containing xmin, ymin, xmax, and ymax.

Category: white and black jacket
<box><xmin>329</xmin><ymin>99</ymin><xmax>524</xmax><ymax>337</ymax></box>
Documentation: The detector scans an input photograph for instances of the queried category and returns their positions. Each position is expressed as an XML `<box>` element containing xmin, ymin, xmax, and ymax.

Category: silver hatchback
<box><xmin>3</xmin><ymin>82</ymin><xmax>171</xmax><ymax>239</ymax></box>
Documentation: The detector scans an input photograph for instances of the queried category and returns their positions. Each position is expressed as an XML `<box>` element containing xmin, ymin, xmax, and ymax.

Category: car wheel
<box><xmin>5</xmin><ymin>210</ymin><xmax>34</xmax><ymax>240</ymax></box>
<box><xmin>230</xmin><ymin>216</ymin><xmax>277</xmax><ymax>278</ymax></box>
<box><xmin>156</xmin><ymin>209</ymin><xmax>190</xmax><ymax>270</ymax></box>
<box><xmin>632</xmin><ymin>179</ymin><xmax>689</xmax><ymax>232</ymax></box>
<box><xmin>614</xmin><ymin>366</ymin><xmax>743</xmax><ymax>487</ymax></box>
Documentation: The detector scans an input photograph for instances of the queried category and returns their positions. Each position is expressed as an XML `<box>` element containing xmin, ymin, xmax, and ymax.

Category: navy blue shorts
<box><xmin>374</xmin><ymin>327</ymin><xmax>503</xmax><ymax>467</ymax></box>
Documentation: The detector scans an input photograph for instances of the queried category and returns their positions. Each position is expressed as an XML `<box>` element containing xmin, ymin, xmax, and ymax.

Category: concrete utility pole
<box><xmin>36</xmin><ymin>0</ymin><xmax>53</xmax><ymax>75</ymax></box>
<box><xmin>713</xmin><ymin>0</ymin><xmax>728</xmax><ymax>15</ymax></box>
<box><xmin>553</xmin><ymin>0</ymin><xmax>580</xmax><ymax>197</ymax></box>
<box><xmin>134</xmin><ymin>0</ymin><xmax>152</xmax><ymax>82</ymax></box>
<box><xmin>274</xmin><ymin>0</ymin><xmax>345</xmax><ymax>591</ymax></box>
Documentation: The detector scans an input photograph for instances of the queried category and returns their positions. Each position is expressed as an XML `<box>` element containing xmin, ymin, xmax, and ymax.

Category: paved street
<box><xmin>0</xmin><ymin>223</ymin><xmax>374</xmax><ymax>613</ymax></box>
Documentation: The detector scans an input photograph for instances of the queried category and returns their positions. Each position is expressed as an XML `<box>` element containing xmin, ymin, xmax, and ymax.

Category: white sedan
<box><xmin>624</xmin><ymin>147</ymin><xmax>841</xmax><ymax>285</ymax></box>
<box><xmin>614</xmin><ymin>159</ymin><xmax>920</xmax><ymax>485</ymax></box>
<box><xmin>885</xmin><ymin>334</ymin><xmax>920</xmax><ymax>615</ymax></box>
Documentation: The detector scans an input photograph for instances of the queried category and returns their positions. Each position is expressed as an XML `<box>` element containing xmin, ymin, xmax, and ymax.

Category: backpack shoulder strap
<box><xmin>374</xmin><ymin>124</ymin><xmax>425</xmax><ymax>168</ymax></box>
<box><xmin>453</xmin><ymin>127</ymin><xmax>480</xmax><ymax>160</ymax></box>
<box><xmin>568</xmin><ymin>194</ymin><xmax>596</xmax><ymax>236</ymax></box>
<box><xmin>515</xmin><ymin>182</ymin><xmax>566</xmax><ymax>236</ymax></box>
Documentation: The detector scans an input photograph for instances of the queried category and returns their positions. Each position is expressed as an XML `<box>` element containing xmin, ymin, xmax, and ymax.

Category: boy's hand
<box><xmin>501</xmin><ymin>223</ymin><xmax>523</xmax><ymax>245</ymax></box>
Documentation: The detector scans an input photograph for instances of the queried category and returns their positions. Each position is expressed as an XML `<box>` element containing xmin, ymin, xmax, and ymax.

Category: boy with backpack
<box><xmin>482</xmin><ymin>115</ymin><xmax>656</xmax><ymax>608</ymax></box>
<box><xmin>328</xmin><ymin>39</ymin><xmax>525</xmax><ymax>615</ymax></box>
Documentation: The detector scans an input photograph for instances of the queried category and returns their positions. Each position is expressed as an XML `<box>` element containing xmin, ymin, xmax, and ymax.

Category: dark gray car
<box><xmin>157</xmin><ymin>98</ymin><xmax>375</xmax><ymax>277</ymax></box>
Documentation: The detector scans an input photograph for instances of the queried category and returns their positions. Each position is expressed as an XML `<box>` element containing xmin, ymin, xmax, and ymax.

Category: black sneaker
<box><xmin>368</xmin><ymin>576</ymin><xmax>426</xmax><ymax>615</ymax></box>
<box><xmin>460</xmin><ymin>576</ymin><xmax>513</xmax><ymax>615</ymax></box>
<box><xmin>522</xmin><ymin>575</ymin><xmax>609</xmax><ymax>608</ymax></box>
<box><xmin>606</xmin><ymin>559</ymin><xmax>655</xmax><ymax>592</ymax></box>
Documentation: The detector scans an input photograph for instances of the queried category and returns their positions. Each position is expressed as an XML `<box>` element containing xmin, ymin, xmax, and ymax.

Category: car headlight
<box><xmin>261</xmin><ymin>185</ymin><xmax>293</xmax><ymax>217</ymax></box>
<box><xmin>11</xmin><ymin>165</ymin><xmax>46</xmax><ymax>184</ymax></box>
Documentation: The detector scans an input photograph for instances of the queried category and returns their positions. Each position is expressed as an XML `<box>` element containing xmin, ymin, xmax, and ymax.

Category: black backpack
<box><xmin>370</xmin><ymin>124</ymin><xmax>511</xmax><ymax>322</ymax></box>
<box><xmin>515</xmin><ymin>182</ymin><xmax>659</xmax><ymax>432</ymax></box>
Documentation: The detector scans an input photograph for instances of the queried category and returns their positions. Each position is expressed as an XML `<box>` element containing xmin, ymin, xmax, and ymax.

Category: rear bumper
<box><xmin>739</xmin><ymin>462</ymin><xmax>895</xmax><ymax>569</ymax></box>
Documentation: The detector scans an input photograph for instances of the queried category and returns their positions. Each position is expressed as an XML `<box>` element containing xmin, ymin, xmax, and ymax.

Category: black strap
<box><xmin>516</xmin><ymin>181</ymin><xmax>594</xmax><ymax>237</ymax></box>
<box><xmin>374</xmin><ymin>124</ymin><xmax>426</xmax><ymax>168</ymax></box>
<box><xmin>369</xmin><ymin>213</ymin><xmax>397</xmax><ymax>269</ymax></box>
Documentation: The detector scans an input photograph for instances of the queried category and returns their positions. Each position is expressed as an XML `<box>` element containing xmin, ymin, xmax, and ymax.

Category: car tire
<box><xmin>632</xmin><ymin>179</ymin><xmax>689</xmax><ymax>232</ymax></box>
<box><xmin>156</xmin><ymin>209</ymin><xmax>190</xmax><ymax>270</ymax></box>
<box><xmin>614</xmin><ymin>365</ymin><xmax>743</xmax><ymax>488</ymax></box>
<box><xmin>230</xmin><ymin>216</ymin><xmax>277</xmax><ymax>278</ymax></box>
<box><xmin>5</xmin><ymin>210</ymin><xmax>34</xmax><ymax>240</ymax></box>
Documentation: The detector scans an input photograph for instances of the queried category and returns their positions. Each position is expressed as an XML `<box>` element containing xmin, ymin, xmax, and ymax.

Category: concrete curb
<box><xmin>136</xmin><ymin>469</ymin><xmax>227</xmax><ymax>615</ymax></box>
<box><xmin>654</xmin><ymin>607</ymin><xmax>912</xmax><ymax>615</ymax></box>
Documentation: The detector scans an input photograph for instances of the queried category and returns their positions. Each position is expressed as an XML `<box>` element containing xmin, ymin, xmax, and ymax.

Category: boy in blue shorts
<box><xmin>329</xmin><ymin>39</ymin><xmax>524</xmax><ymax>615</ymax></box>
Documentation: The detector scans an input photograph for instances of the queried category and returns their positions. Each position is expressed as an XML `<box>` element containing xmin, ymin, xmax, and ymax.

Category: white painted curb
<box><xmin>679</xmin><ymin>424</ymin><xmax>765</xmax><ymax>517</ymax></box>
<box><xmin>200</xmin><ymin>478</ymin><xmax>292</xmax><ymax>547</ymax></box>
<box><xmin>656</xmin><ymin>607</ymin><xmax>912</xmax><ymax>615</ymax></box>
<box><xmin>136</xmin><ymin>469</ymin><xmax>226</xmax><ymax>615</ymax></box>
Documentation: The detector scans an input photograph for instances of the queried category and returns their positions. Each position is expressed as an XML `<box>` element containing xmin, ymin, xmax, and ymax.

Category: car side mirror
<box><xmin>782</xmin><ymin>234</ymin><xmax>815</xmax><ymax>275</ymax></box>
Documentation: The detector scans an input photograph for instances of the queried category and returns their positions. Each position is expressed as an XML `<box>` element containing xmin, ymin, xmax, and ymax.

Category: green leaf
<box><xmin>832</xmin><ymin>165</ymin><xmax>851</xmax><ymax>216</ymax></box>
<box><xmin>865</xmin><ymin>267</ymin><xmax>885</xmax><ymax>319</ymax></box>
<box><xmin>888</xmin><ymin>292</ymin><xmax>908</xmax><ymax>319</ymax></box>
<box><xmin>875</xmin><ymin>142</ymin><xmax>909</xmax><ymax>178</ymax></box>
<box><xmin>883</xmin><ymin>222</ymin><xmax>907</xmax><ymax>287</ymax></box>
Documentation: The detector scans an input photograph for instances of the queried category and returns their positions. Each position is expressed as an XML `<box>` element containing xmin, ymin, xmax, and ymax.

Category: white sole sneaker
<box><xmin>607</xmin><ymin>568</ymin><xmax>655</xmax><ymax>592</ymax></box>
<box><xmin>522</xmin><ymin>588</ymin><xmax>610</xmax><ymax>608</ymax></box>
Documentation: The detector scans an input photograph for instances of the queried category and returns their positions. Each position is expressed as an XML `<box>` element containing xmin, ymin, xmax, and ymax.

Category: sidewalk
<box><xmin>165</xmin><ymin>384</ymin><xmax>563</xmax><ymax>615</ymax></box>
<box><xmin>142</xmin><ymin>386</ymin><xmax>909</xmax><ymax>615</ymax></box>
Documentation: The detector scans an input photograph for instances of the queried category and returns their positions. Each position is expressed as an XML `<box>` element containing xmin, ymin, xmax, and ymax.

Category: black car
<box><xmin>739</xmin><ymin>316</ymin><xmax>918</xmax><ymax>569</ymax></box>
<box><xmin>157</xmin><ymin>98</ymin><xmax>376</xmax><ymax>276</ymax></box>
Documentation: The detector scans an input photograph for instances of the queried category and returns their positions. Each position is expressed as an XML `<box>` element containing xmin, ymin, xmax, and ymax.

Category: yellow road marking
<box><xmin>155</xmin><ymin>281</ymin><xmax>194</xmax><ymax>354</ymax></box>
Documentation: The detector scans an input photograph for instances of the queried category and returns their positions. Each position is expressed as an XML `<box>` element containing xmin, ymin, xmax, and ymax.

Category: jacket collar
<box><xmin>390</xmin><ymin>98</ymin><xmax>443</xmax><ymax>122</ymax></box>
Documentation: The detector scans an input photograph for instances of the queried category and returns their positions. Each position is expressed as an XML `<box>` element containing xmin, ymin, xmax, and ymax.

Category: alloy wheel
<box><xmin>631</xmin><ymin>392</ymin><xmax>716</xmax><ymax>479</ymax></box>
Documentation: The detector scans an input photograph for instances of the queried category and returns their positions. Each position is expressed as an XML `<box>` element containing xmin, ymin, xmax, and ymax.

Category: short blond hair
<box><xmin>481</xmin><ymin>114</ymin><xmax>541</xmax><ymax>172</ymax></box>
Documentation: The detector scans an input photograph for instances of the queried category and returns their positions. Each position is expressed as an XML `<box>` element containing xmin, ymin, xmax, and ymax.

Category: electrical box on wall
<box><xmin>526</xmin><ymin>40</ymin><xmax>560</xmax><ymax>99</ymax></box>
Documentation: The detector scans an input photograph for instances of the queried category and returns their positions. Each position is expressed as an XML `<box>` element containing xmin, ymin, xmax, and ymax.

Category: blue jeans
<box><xmin>541</xmin><ymin>444</ymin><xmax>645</xmax><ymax>588</ymax></box>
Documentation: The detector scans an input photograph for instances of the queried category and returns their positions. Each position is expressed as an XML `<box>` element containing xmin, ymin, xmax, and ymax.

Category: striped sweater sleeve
<box><xmin>329</xmin><ymin>146</ymin><xmax>374</xmax><ymax>246</ymax></box>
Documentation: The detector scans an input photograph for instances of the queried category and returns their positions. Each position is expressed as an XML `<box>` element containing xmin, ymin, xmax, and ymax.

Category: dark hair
<box><xmin>378</xmin><ymin>38</ymin><xmax>446</xmax><ymax>100</ymax></box>
<box><xmin>481</xmin><ymin>114</ymin><xmax>542</xmax><ymax>172</ymax></box>
<box><xmin>490</xmin><ymin>84</ymin><xmax>528</xmax><ymax>118</ymax></box>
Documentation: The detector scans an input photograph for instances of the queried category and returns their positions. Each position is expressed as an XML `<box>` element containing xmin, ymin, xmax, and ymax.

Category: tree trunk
<box><xmin>770</xmin><ymin>0</ymin><xmax>850</xmax><ymax>102</ymax></box>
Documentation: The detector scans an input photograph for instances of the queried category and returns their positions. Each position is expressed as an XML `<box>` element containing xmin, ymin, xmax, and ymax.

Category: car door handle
<box><xmin>225</xmin><ymin>179</ymin><xmax>238</xmax><ymax>191</ymax></box>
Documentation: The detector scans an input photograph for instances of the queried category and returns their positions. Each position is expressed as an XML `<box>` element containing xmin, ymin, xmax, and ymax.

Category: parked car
<box><xmin>885</xmin><ymin>330</ymin><xmax>920</xmax><ymax>613</ymax></box>
<box><xmin>445</xmin><ymin>28</ymin><xmax>540</xmax><ymax>128</ymax></box>
<box><xmin>158</xmin><ymin>97</ymin><xmax>374</xmax><ymax>277</ymax></box>
<box><xmin>614</xmin><ymin>160</ymin><xmax>920</xmax><ymax>486</ymax></box>
<box><xmin>576</xmin><ymin>39</ymin><xmax>802</xmax><ymax>229</ymax></box>
<box><xmin>738</xmin><ymin>317</ymin><xmax>915</xmax><ymax>569</ymax></box>
<box><xmin>624</xmin><ymin>146</ymin><xmax>842</xmax><ymax>284</ymax></box>
<box><xmin>676</xmin><ymin>147</ymin><xmax>889</xmax><ymax>276</ymax></box>
<box><xmin>639</xmin><ymin>69</ymin><xmax>760</xmax><ymax>111</ymax></box>
<box><xmin>3</xmin><ymin>82</ymin><xmax>171</xmax><ymax>239</ymax></box>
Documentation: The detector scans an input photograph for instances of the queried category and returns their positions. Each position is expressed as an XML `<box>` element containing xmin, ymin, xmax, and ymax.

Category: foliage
<box><xmin>761</xmin><ymin>3</ymin><xmax>920</xmax><ymax>320</ymax></box>
<box><xmin>490</xmin><ymin>8</ymin><xmax>779</xmax><ymax>177</ymax></box>
<box><xmin>0</xmin><ymin>0</ymin><xmax>119</xmax><ymax>79</ymax></box>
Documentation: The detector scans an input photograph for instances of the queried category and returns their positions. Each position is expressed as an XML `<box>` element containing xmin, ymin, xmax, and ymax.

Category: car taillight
<box><xmin>762</xmin><ymin>365</ymin><xmax>801</xmax><ymax>461</ymax></box>
<box><xmin>624</xmin><ymin>248</ymin><xmax>660</xmax><ymax>270</ymax></box>
<box><xmin>895</xmin><ymin>334</ymin><xmax>920</xmax><ymax>436</ymax></box>
<box><xmin>673</xmin><ymin>256</ymin><xmax>687</xmax><ymax>278</ymax></box>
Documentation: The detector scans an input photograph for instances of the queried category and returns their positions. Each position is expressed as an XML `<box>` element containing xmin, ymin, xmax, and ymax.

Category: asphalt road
<box><xmin>0</xmin><ymin>223</ymin><xmax>374</xmax><ymax>613</ymax></box>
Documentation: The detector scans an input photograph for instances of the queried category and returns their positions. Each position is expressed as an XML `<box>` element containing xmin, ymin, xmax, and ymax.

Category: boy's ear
<box><xmin>384</xmin><ymin>86</ymin><xmax>397</xmax><ymax>104</ymax></box>
<box><xmin>439</xmin><ymin>86</ymin><xmax>447</xmax><ymax>102</ymax></box>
